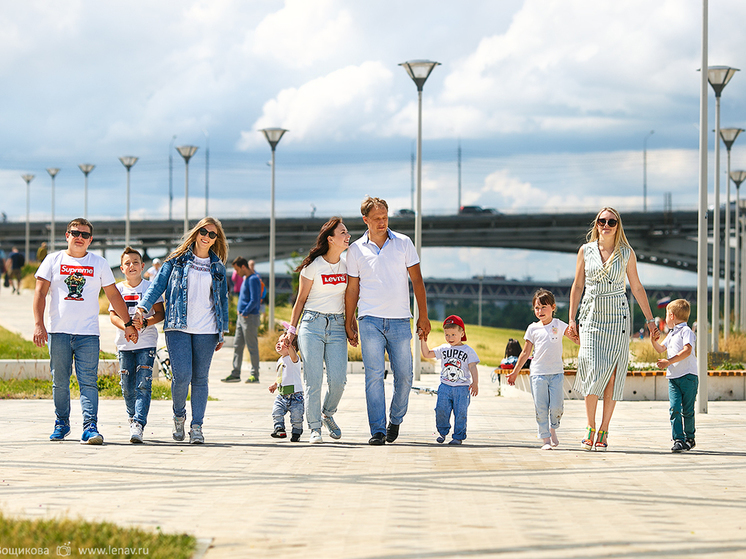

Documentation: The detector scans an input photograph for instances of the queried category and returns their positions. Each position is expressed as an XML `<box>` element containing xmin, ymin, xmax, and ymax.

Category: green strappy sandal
<box><xmin>581</xmin><ymin>426</ymin><xmax>595</xmax><ymax>450</ymax></box>
<box><xmin>595</xmin><ymin>430</ymin><xmax>608</xmax><ymax>452</ymax></box>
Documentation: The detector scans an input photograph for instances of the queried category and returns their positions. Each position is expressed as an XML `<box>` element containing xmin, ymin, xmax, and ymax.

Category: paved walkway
<box><xmin>1</xmin><ymin>283</ymin><xmax>746</xmax><ymax>558</ymax></box>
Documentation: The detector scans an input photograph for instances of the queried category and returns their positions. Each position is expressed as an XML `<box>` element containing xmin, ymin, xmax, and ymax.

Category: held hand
<box><xmin>33</xmin><ymin>323</ymin><xmax>48</xmax><ymax>348</ymax></box>
<box><xmin>651</xmin><ymin>329</ymin><xmax>661</xmax><ymax>341</ymax></box>
<box><xmin>417</xmin><ymin>317</ymin><xmax>431</xmax><ymax>341</ymax></box>
<box><xmin>124</xmin><ymin>326</ymin><xmax>139</xmax><ymax>344</ymax></box>
<box><xmin>346</xmin><ymin>321</ymin><xmax>359</xmax><ymax>347</ymax></box>
<box><xmin>132</xmin><ymin>314</ymin><xmax>143</xmax><ymax>330</ymax></box>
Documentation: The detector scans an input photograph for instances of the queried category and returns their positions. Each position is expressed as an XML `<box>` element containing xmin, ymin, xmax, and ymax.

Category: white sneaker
<box><xmin>173</xmin><ymin>416</ymin><xmax>186</xmax><ymax>441</ymax></box>
<box><xmin>130</xmin><ymin>421</ymin><xmax>144</xmax><ymax>443</ymax></box>
<box><xmin>189</xmin><ymin>425</ymin><xmax>205</xmax><ymax>444</ymax></box>
<box><xmin>309</xmin><ymin>430</ymin><xmax>323</xmax><ymax>444</ymax></box>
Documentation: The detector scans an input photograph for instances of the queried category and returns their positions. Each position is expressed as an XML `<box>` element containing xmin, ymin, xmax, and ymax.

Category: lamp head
<box><xmin>79</xmin><ymin>164</ymin><xmax>95</xmax><ymax>175</ymax></box>
<box><xmin>260</xmin><ymin>128</ymin><xmax>288</xmax><ymax>150</ymax></box>
<box><xmin>46</xmin><ymin>168</ymin><xmax>60</xmax><ymax>178</ymax></box>
<box><xmin>720</xmin><ymin>128</ymin><xmax>744</xmax><ymax>151</ymax></box>
<box><xmin>21</xmin><ymin>174</ymin><xmax>34</xmax><ymax>184</ymax></box>
<box><xmin>118</xmin><ymin>157</ymin><xmax>138</xmax><ymax>170</ymax></box>
<box><xmin>731</xmin><ymin>170</ymin><xmax>746</xmax><ymax>188</ymax></box>
<box><xmin>176</xmin><ymin>145</ymin><xmax>199</xmax><ymax>162</ymax></box>
<box><xmin>707</xmin><ymin>66</ymin><xmax>739</xmax><ymax>97</ymax></box>
<box><xmin>399</xmin><ymin>60</ymin><xmax>441</xmax><ymax>91</ymax></box>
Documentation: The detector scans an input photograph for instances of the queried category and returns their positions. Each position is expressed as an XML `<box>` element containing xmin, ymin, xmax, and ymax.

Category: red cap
<box><xmin>443</xmin><ymin>315</ymin><xmax>467</xmax><ymax>341</ymax></box>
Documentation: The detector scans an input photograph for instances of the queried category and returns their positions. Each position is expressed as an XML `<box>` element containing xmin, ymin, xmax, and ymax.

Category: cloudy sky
<box><xmin>1</xmin><ymin>0</ymin><xmax>745</xmax><ymax>285</ymax></box>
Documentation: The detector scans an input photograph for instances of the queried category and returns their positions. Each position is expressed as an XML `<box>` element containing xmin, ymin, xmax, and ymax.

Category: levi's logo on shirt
<box><xmin>60</xmin><ymin>264</ymin><xmax>94</xmax><ymax>277</ymax></box>
<box><xmin>321</xmin><ymin>274</ymin><xmax>347</xmax><ymax>285</ymax></box>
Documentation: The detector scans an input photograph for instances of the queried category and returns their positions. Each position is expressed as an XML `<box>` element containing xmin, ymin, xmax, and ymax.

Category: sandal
<box><xmin>595</xmin><ymin>430</ymin><xmax>608</xmax><ymax>452</ymax></box>
<box><xmin>581</xmin><ymin>426</ymin><xmax>595</xmax><ymax>450</ymax></box>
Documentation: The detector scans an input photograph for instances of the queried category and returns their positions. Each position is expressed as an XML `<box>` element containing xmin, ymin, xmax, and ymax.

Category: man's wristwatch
<box><xmin>142</xmin><ymin>317</ymin><xmax>149</xmax><ymax>329</ymax></box>
<box><xmin>124</xmin><ymin>319</ymin><xmax>134</xmax><ymax>328</ymax></box>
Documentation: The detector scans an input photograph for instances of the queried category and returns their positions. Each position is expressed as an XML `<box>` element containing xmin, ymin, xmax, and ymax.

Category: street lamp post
<box><xmin>78</xmin><ymin>164</ymin><xmax>95</xmax><ymax>220</ymax></box>
<box><xmin>399</xmin><ymin>59</ymin><xmax>440</xmax><ymax>381</ymax></box>
<box><xmin>707</xmin><ymin>65</ymin><xmax>739</xmax><ymax>351</ymax></box>
<box><xmin>176</xmin><ymin>145</ymin><xmax>199</xmax><ymax>235</ymax></box>
<box><xmin>119</xmin><ymin>157</ymin><xmax>138</xmax><ymax>246</ymax></box>
<box><xmin>21</xmin><ymin>174</ymin><xmax>34</xmax><ymax>263</ymax></box>
<box><xmin>46</xmin><ymin>168</ymin><xmax>60</xmax><ymax>251</ymax></box>
<box><xmin>260</xmin><ymin>128</ymin><xmax>288</xmax><ymax>333</ymax></box>
<box><xmin>643</xmin><ymin>130</ymin><xmax>654</xmax><ymax>212</ymax></box>
<box><xmin>204</xmin><ymin>130</ymin><xmax>210</xmax><ymax>217</ymax></box>
<box><xmin>731</xmin><ymin>170</ymin><xmax>746</xmax><ymax>330</ymax></box>
<box><xmin>169</xmin><ymin>135</ymin><xmax>177</xmax><ymax>221</ymax></box>
<box><xmin>720</xmin><ymin>128</ymin><xmax>743</xmax><ymax>337</ymax></box>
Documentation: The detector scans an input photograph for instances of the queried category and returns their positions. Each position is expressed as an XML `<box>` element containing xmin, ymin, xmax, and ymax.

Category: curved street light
<box><xmin>21</xmin><ymin>174</ymin><xmax>34</xmax><ymax>264</ymax></box>
<box><xmin>119</xmin><ymin>157</ymin><xmax>138</xmax><ymax>246</ymax></box>
<box><xmin>176</xmin><ymin>145</ymin><xmax>199</xmax><ymax>235</ymax></box>
<box><xmin>707</xmin><ymin>65</ymin><xmax>739</xmax><ymax>350</ymax></box>
<box><xmin>260</xmin><ymin>128</ymin><xmax>288</xmax><ymax>333</ymax></box>
<box><xmin>399</xmin><ymin>59</ymin><xmax>440</xmax><ymax>381</ymax></box>
<box><xmin>720</xmin><ymin>128</ymin><xmax>743</xmax><ymax>336</ymax></box>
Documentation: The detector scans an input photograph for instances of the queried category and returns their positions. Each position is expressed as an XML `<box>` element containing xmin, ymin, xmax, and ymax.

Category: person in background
<box><xmin>222</xmin><ymin>257</ymin><xmax>262</xmax><ymax>383</ymax></box>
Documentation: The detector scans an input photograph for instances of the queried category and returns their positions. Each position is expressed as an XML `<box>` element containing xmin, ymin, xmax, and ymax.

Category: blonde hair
<box><xmin>667</xmin><ymin>299</ymin><xmax>691</xmax><ymax>322</ymax></box>
<box><xmin>586</xmin><ymin>207</ymin><xmax>631</xmax><ymax>270</ymax></box>
<box><xmin>167</xmin><ymin>217</ymin><xmax>228</xmax><ymax>264</ymax></box>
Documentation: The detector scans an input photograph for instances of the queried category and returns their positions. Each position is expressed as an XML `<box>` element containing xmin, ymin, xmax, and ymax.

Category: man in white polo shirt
<box><xmin>33</xmin><ymin>218</ymin><xmax>138</xmax><ymax>445</ymax></box>
<box><xmin>345</xmin><ymin>196</ymin><xmax>431</xmax><ymax>445</ymax></box>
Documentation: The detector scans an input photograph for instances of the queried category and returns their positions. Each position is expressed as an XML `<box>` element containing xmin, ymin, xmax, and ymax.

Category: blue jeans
<box><xmin>165</xmin><ymin>331</ymin><xmax>219</xmax><ymax>427</ymax></box>
<box><xmin>435</xmin><ymin>384</ymin><xmax>470</xmax><ymax>440</ymax></box>
<box><xmin>298</xmin><ymin>311</ymin><xmax>348</xmax><ymax>430</ymax></box>
<box><xmin>49</xmin><ymin>333</ymin><xmax>100</xmax><ymax>429</ymax></box>
<box><xmin>272</xmin><ymin>392</ymin><xmax>305</xmax><ymax>435</ymax></box>
<box><xmin>530</xmin><ymin>374</ymin><xmax>564</xmax><ymax>439</ymax></box>
<box><xmin>358</xmin><ymin>316</ymin><xmax>413</xmax><ymax>436</ymax></box>
<box><xmin>119</xmin><ymin>347</ymin><xmax>155</xmax><ymax>426</ymax></box>
<box><xmin>669</xmin><ymin>374</ymin><xmax>698</xmax><ymax>441</ymax></box>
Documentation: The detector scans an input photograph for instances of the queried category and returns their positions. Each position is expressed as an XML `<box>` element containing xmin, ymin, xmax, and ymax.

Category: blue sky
<box><xmin>1</xmin><ymin>0</ymin><xmax>745</xmax><ymax>285</ymax></box>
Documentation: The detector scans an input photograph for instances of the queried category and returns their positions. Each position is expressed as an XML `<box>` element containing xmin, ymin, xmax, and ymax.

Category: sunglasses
<box><xmin>597</xmin><ymin>218</ymin><xmax>618</xmax><ymax>228</ymax></box>
<box><xmin>68</xmin><ymin>230</ymin><xmax>92</xmax><ymax>239</ymax></box>
<box><xmin>198</xmin><ymin>227</ymin><xmax>218</xmax><ymax>239</ymax></box>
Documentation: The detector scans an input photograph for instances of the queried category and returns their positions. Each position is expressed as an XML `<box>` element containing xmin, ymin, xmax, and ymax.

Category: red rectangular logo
<box><xmin>321</xmin><ymin>274</ymin><xmax>347</xmax><ymax>285</ymax></box>
<box><xmin>60</xmin><ymin>265</ymin><xmax>94</xmax><ymax>277</ymax></box>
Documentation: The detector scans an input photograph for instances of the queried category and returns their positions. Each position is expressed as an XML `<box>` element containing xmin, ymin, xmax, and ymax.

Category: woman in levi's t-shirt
<box><xmin>284</xmin><ymin>217</ymin><xmax>351</xmax><ymax>444</ymax></box>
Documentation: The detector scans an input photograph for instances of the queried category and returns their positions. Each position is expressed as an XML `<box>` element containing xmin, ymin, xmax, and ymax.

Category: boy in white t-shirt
<box><xmin>33</xmin><ymin>218</ymin><xmax>138</xmax><ymax>445</ymax></box>
<box><xmin>421</xmin><ymin>315</ymin><xmax>479</xmax><ymax>445</ymax></box>
<box><xmin>109</xmin><ymin>247</ymin><xmax>165</xmax><ymax>443</ymax></box>
<box><xmin>651</xmin><ymin>299</ymin><xmax>698</xmax><ymax>453</ymax></box>
<box><xmin>268</xmin><ymin>334</ymin><xmax>304</xmax><ymax>442</ymax></box>
<box><xmin>508</xmin><ymin>289</ymin><xmax>578</xmax><ymax>450</ymax></box>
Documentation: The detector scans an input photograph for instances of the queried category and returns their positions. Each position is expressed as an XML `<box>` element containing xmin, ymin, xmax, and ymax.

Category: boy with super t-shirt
<box><xmin>33</xmin><ymin>218</ymin><xmax>138</xmax><ymax>444</ymax></box>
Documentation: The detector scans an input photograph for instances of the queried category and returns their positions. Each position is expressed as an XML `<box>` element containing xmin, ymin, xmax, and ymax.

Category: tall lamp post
<box><xmin>260</xmin><ymin>128</ymin><xmax>288</xmax><ymax>333</ymax></box>
<box><xmin>169</xmin><ymin>135</ymin><xmax>177</xmax><ymax>221</ymax></box>
<box><xmin>46</xmin><ymin>168</ymin><xmax>60</xmax><ymax>251</ymax></box>
<box><xmin>707</xmin><ymin>65</ymin><xmax>739</xmax><ymax>351</ymax></box>
<box><xmin>119</xmin><ymin>157</ymin><xmax>138</xmax><ymax>246</ymax></box>
<box><xmin>731</xmin><ymin>170</ymin><xmax>746</xmax><ymax>330</ymax></box>
<box><xmin>203</xmin><ymin>130</ymin><xmax>210</xmax><ymax>217</ymax></box>
<box><xmin>78</xmin><ymin>164</ymin><xmax>95</xmax><ymax>219</ymax></box>
<box><xmin>720</xmin><ymin>128</ymin><xmax>743</xmax><ymax>337</ymax></box>
<box><xmin>176</xmin><ymin>145</ymin><xmax>199</xmax><ymax>235</ymax></box>
<box><xmin>399</xmin><ymin>59</ymin><xmax>440</xmax><ymax>381</ymax></box>
<box><xmin>643</xmin><ymin>130</ymin><xmax>654</xmax><ymax>212</ymax></box>
<box><xmin>21</xmin><ymin>174</ymin><xmax>34</xmax><ymax>263</ymax></box>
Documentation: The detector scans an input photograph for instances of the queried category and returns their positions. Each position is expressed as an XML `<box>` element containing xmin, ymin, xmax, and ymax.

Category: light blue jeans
<box><xmin>669</xmin><ymin>374</ymin><xmax>698</xmax><ymax>441</ymax></box>
<box><xmin>435</xmin><ymin>384</ymin><xmax>470</xmax><ymax>440</ymax></box>
<box><xmin>530</xmin><ymin>373</ymin><xmax>565</xmax><ymax>439</ymax></box>
<box><xmin>298</xmin><ymin>311</ymin><xmax>348</xmax><ymax>431</ymax></box>
<box><xmin>272</xmin><ymin>392</ymin><xmax>305</xmax><ymax>435</ymax></box>
<box><xmin>358</xmin><ymin>316</ymin><xmax>413</xmax><ymax>436</ymax></box>
<box><xmin>50</xmin><ymin>333</ymin><xmax>100</xmax><ymax>429</ymax></box>
<box><xmin>119</xmin><ymin>347</ymin><xmax>155</xmax><ymax>427</ymax></box>
<box><xmin>165</xmin><ymin>331</ymin><xmax>219</xmax><ymax>427</ymax></box>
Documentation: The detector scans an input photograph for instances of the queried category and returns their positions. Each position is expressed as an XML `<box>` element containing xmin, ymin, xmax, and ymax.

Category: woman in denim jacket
<box><xmin>285</xmin><ymin>217</ymin><xmax>351</xmax><ymax>444</ymax></box>
<box><xmin>136</xmin><ymin>217</ymin><xmax>229</xmax><ymax>444</ymax></box>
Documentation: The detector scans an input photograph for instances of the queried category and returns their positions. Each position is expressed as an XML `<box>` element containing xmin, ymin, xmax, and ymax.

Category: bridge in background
<box><xmin>0</xmin><ymin>209</ymin><xmax>718</xmax><ymax>274</ymax></box>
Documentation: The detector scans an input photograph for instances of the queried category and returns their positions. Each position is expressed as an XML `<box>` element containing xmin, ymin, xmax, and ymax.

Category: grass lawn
<box><xmin>0</xmin><ymin>513</ymin><xmax>195</xmax><ymax>559</ymax></box>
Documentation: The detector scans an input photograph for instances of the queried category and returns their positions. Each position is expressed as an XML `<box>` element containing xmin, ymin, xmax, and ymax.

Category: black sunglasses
<box><xmin>597</xmin><ymin>218</ymin><xmax>618</xmax><ymax>228</ymax></box>
<box><xmin>198</xmin><ymin>227</ymin><xmax>218</xmax><ymax>239</ymax></box>
<box><xmin>68</xmin><ymin>230</ymin><xmax>92</xmax><ymax>239</ymax></box>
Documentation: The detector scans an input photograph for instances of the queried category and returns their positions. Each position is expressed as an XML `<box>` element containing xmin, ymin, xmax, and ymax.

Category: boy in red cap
<box><xmin>420</xmin><ymin>315</ymin><xmax>479</xmax><ymax>444</ymax></box>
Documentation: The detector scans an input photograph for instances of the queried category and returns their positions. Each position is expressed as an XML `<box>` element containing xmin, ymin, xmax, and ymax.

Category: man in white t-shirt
<box><xmin>345</xmin><ymin>196</ymin><xmax>431</xmax><ymax>445</ymax></box>
<box><xmin>33</xmin><ymin>218</ymin><xmax>138</xmax><ymax>445</ymax></box>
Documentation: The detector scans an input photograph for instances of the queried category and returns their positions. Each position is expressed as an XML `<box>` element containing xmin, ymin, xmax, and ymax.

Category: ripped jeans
<box><xmin>119</xmin><ymin>347</ymin><xmax>155</xmax><ymax>426</ymax></box>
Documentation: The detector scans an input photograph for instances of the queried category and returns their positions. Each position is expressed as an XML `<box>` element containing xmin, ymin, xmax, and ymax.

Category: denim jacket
<box><xmin>138</xmin><ymin>249</ymin><xmax>229</xmax><ymax>342</ymax></box>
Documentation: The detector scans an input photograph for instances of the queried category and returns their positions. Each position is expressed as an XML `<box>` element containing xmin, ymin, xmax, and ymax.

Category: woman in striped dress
<box><xmin>567</xmin><ymin>208</ymin><xmax>658</xmax><ymax>451</ymax></box>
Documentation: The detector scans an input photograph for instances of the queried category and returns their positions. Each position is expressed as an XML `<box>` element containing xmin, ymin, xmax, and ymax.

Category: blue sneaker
<box><xmin>80</xmin><ymin>424</ymin><xmax>104</xmax><ymax>445</ymax></box>
<box><xmin>49</xmin><ymin>420</ymin><xmax>70</xmax><ymax>441</ymax></box>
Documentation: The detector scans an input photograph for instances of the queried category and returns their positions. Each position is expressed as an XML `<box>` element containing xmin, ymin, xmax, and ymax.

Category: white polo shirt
<box><xmin>346</xmin><ymin>229</ymin><xmax>419</xmax><ymax>319</ymax></box>
<box><xmin>660</xmin><ymin>322</ymin><xmax>698</xmax><ymax>379</ymax></box>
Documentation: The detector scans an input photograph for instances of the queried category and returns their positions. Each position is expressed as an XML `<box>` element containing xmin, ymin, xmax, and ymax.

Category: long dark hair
<box><xmin>295</xmin><ymin>217</ymin><xmax>344</xmax><ymax>272</ymax></box>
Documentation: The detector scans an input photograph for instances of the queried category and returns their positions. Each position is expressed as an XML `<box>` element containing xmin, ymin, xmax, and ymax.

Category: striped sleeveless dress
<box><xmin>574</xmin><ymin>242</ymin><xmax>631</xmax><ymax>400</ymax></box>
